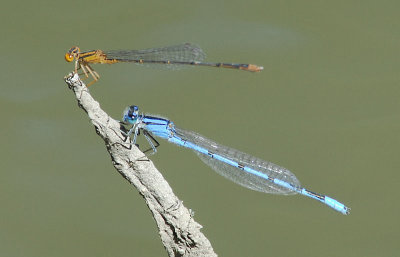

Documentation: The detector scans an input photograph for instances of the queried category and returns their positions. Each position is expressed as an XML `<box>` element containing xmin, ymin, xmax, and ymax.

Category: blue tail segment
<box><xmin>122</xmin><ymin>105</ymin><xmax>350</xmax><ymax>215</ymax></box>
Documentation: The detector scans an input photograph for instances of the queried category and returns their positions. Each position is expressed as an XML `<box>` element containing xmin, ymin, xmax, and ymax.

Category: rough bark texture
<box><xmin>64</xmin><ymin>73</ymin><xmax>217</xmax><ymax>257</ymax></box>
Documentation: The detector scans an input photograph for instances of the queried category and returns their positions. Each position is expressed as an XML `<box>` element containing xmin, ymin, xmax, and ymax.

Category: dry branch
<box><xmin>64</xmin><ymin>73</ymin><xmax>217</xmax><ymax>257</ymax></box>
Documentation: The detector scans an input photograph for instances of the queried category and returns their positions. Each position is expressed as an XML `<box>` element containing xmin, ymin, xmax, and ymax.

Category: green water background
<box><xmin>1</xmin><ymin>1</ymin><xmax>399</xmax><ymax>256</ymax></box>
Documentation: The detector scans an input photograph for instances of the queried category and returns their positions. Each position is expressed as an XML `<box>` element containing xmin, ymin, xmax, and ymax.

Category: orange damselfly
<box><xmin>65</xmin><ymin>43</ymin><xmax>263</xmax><ymax>86</ymax></box>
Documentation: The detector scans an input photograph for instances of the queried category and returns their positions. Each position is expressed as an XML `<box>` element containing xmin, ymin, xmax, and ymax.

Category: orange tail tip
<box><xmin>247</xmin><ymin>64</ymin><xmax>264</xmax><ymax>72</ymax></box>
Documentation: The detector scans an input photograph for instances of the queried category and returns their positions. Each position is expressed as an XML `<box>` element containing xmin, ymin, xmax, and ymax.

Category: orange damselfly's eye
<box><xmin>65</xmin><ymin>53</ymin><xmax>74</xmax><ymax>62</ymax></box>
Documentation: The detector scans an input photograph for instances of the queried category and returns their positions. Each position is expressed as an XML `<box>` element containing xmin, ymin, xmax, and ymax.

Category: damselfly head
<box><xmin>123</xmin><ymin>105</ymin><xmax>139</xmax><ymax>124</ymax></box>
<box><xmin>64</xmin><ymin>46</ymin><xmax>80</xmax><ymax>62</ymax></box>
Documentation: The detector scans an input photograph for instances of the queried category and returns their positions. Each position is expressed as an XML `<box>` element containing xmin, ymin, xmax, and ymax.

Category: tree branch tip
<box><xmin>64</xmin><ymin>72</ymin><xmax>86</xmax><ymax>89</ymax></box>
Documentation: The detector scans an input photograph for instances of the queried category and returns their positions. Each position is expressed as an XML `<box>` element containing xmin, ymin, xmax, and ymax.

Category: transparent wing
<box><xmin>175</xmin><ymin>127</ymin><xmax>301</xmax><ymax>195</ymax></box>
<box><xmin>105</xmin><ymin>43</ymin><xmax>206</xmax><ymax>63</ymax></box>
